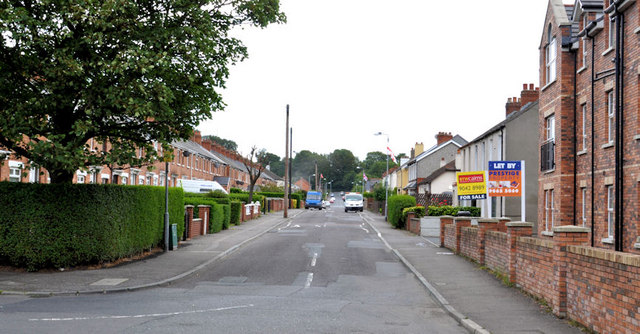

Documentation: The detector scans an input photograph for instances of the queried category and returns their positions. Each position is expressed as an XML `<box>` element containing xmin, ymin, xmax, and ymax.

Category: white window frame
<box><xmin>608</xmin><ymin>17</ymin><xmax>615</xmax><ymax>49</ymax></box>
<box><xmin>581</xmin><ymin>188</ymin><xmax>587</xmax><ymax>227</ymax></box>
<box><xmin>582</xmin><ymin>38</ymin><xmax>588</xmax><ymax>68</ymax></box>
<box><xmin>78</xmin><ymin>175</ymin><xmax>85</xmax><ymax>184</ymax></box>
<box><xmin>607</xmin><ymin>186</ymin><xmax>614</xmax><ymax>238</ymax></box>
<box><xmin>607</xmin><ymin>91</ymin><xmax>615</xmax><ymax>143</ymax></box>
<box><xmin>582</xmin><ymin>105</ymin><xmax>587</xmax><ymax>151</ymax></box>
<box><xmin>546</xmin><ymin>36</ymin><xmax>557</xmax><ymax>84</ymax></box>
<box><xmin>545</xmin><ymin>189</ymin><xmax>555</xmax><ymax>232</ymax></box>
<box><xmin>546</xmin><ymin>115</ymin><xmax>555</xmax><ymax>142</ymax></box>
<box><xmin>9</xmin><ymin>167</ymin><xmax>21</xmax><ymax>182</ymax></box>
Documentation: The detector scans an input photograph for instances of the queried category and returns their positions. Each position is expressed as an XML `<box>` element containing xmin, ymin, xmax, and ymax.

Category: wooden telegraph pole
<box><xmin>284</xmin><ymin>105</ymin><xmax>289</xmax><ymax>218</ymax></box>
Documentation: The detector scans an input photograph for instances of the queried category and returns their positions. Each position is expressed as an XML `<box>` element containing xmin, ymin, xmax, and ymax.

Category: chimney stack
<box><xmin>520</xmin><ymin>82</ymin><xmax>540</xmax><ymax>107</ymax></box>
<box><xmin>505</xmin><ymin>96</ymin><xmax>521</xmax><ymax>117</ymax></box>
<box><xmin>435</xmin><ymin>132</ymin><xmax>453</xmax><ymax>146</ymax></box>
<box><xmin>192</xmin><ymin>130</ymin><xmax>202</xmax><ymax>145</ymax></box>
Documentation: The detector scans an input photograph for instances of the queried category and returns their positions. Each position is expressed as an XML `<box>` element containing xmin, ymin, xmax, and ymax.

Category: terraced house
<box><xmin>539</xmin><ymin>0</ymin><xmax>640</xmax><ymax>253</ymax></box>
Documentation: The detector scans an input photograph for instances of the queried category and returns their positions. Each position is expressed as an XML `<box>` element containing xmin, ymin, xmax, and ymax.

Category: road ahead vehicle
<box><xmin>305</xmin><ymin>191</ymin><xmax>324</xmax><ymax>210</ymax></box>
<box><xmin>344</xmin><ymin>192</ymin><xmax>364</xmax><ymax>212</ymax></box>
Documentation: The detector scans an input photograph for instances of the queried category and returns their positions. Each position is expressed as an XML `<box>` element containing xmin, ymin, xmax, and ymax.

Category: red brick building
<box><xmin>0</xmin><ymin>130</ymin><xmax>278</xmax><ymax>191</ymax></box>
<box><xmin>539</xmin><ymin>0</ymin><xmax>640</xmax><ymax>253</ymax></box>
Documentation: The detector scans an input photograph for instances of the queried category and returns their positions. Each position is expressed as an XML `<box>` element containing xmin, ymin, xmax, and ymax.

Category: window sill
<box><xmin>541</xmin><ymin>231</ymin><xmax>554</xmax><ymax>237</ymax></box>
<box><xmin>541</xmin><ymin>79</ymin><xmax>557</xmax><ymax>92</ymax></box>
<box><xmin>602</xmin><ymin>47</ymin><xmax>614</xmax><ymax>57</ymax></box>
<box><xmin>543</xmin><ymin>168</ymin><xmax>556</xmax><ymax>175</ymax></box>
<box><xmin>634</xmin><ymin>134</ymin><xmax>640</xmax><ymax>141</ymax></box>
<box><xmin>601</xmin><ymin>142</ymin><xmax>614</xmax><ymax>149</ymax></box>
<box><xmin>577</xmin><ymin>66</ymin><xmax>587</xmax><ymax>74</ymax></box>
<box><xmin>635</xmin><ymin>27</ymin><xmax>640</xmax><ymax>34</ymax></box>
<box><xmin>601</xmin><ymin>237</ymin><xmax>614</xmax><ymax>244</ymax></box>
<box><xmin>577</xmin><ymin>150</ymin><xmax>588</xmax><ymax>156</ymax></box>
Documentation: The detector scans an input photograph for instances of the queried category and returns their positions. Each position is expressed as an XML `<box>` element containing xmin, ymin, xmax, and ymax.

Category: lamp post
<box><xmin>374</xmin><ymin>132</ymin><xmax>389</xmax><ymax>219</ymax></box>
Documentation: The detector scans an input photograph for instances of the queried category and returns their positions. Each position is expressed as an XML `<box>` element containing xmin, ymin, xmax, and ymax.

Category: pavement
<box><xmin>0</xmin><ymin>208</ymin><xmax>583</xmax><ymax>334</ymax></box>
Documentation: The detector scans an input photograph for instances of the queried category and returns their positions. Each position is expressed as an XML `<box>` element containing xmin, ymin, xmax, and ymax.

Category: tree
<box><xmin>203</xmin><ymin>135</ymin><xmax>238</xmax><ymax>152</ymax></box>
<box><xmin>243</xmin><ymin>146</ymin><xmax>269</xmax><ymax>203</ymax></box>
<box><xmin>0</xmin><ymin>0</ymin><xmax>285</xmax><ymax>183</ymax></box>
<box><xmin>328</xmin><ymin>149</ymin><xmax>358</xmax><ymax>190</ymax></box>
<box><xmin>262</xmin><ymin>151</ymin><xmax>284</xmax><ymax>176</ymax></box>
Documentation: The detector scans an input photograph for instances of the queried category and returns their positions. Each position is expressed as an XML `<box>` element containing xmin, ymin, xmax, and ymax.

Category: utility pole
<box><xmin>314</xmin><ymin>161</ymin><xmax>318</xmax><ymax>191</ymax></box>
<box><xmin>289</xmin><ymin>127</ymin><xmax>293</xmax><ymax>209</ymax></box>
<box><xmin>284</xmin><ymin>105</ymin><xmax>289</xmax><ymax>218</ymax></box>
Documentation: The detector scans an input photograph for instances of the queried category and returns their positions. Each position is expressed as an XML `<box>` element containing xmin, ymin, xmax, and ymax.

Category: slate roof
<box><xmin>417</xmin><ymin>160</ymin><xmax>458</xmax><ymax>186</ymax></box>
<box><xmin>415</xmin><ymin>134</ymin><xmax>468</xmax><ymax>163</ymax></box>
<box><xmin>172</xmin><ymin>140</ymin><xmax>226</xmax><ymax>165</ymax></box>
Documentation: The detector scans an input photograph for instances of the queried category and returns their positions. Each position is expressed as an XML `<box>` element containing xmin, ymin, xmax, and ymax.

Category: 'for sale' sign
<box><xmin>456</xmin><ymin>171</ymin><xmax>487</xmax><ymax>200</ymax></box>
<box><xmin>488</xmin><ymin>161</ymin><xmax>522</xmax><ymax>197</ymax></box>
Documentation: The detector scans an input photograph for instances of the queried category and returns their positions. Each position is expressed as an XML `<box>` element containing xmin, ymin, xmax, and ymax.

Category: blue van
<box><xmin>305</xmin><ymin>191</ymin><xmax>323</xmax><ymax>210</ymax></box>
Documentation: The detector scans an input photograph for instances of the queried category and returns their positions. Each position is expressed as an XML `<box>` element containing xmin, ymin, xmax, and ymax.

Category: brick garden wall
<box><xmin>485</xmin><ymin>230</ymin><xmax>508</xmax><ymax>275</ymax></box>
<box><xmin>516</xmin><ymin>237</ymin><xmax>555</xmax><ymax>305</ymax></box>
<box><xmin>439</xmin><ymin>217</ymin><xmax>640</xmax><ymax>333</ymax></box>
<box><xmin>460</xmin><ymin>227</ymin><xmax>479</xmax><ymax>262</ymax></box>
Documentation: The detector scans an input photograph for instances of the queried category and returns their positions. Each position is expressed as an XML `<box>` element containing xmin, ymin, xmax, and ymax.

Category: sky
<box><xmin>198</xmin><ymin>0</ymin><xmax>570</xmax><ymax>161</ymax></box>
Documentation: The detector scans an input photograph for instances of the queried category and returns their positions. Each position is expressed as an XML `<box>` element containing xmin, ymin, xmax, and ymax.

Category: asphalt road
<box><xmin>1</xmin><ymin>199</ymin><xmax>465</xmax><ymax>334</ymax></box>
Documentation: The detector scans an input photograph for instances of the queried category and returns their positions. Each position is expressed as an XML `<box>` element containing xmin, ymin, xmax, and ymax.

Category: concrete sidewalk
<box><xmin>0</xmin><ymin>210</ymin><xmax>303</xmax><ymax>296</ymax></box>
<box><xmin>360</xmin><ymin>210</ymin><xmax>583</xmax><ymax>334</ymax></box>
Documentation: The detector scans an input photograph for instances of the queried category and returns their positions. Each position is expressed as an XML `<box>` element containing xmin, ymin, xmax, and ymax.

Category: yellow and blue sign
<box><xmin>457</xmin><ymin>171</ymin><xmax>487</xmax><ymax>200</ymax></box>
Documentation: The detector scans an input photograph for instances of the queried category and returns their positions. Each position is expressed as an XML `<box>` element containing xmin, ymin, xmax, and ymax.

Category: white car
<box><xmin>322</xmin><ymin>200</ymin><xmax>331</xmax><ymax>208</ymax></box>
<box><xmin>344</xmin><ymin>193</ymin><xmax>364</xmax><ymax>212</ymax></box>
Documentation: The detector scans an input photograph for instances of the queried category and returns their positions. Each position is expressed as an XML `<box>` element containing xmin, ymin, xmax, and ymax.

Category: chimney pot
<box><xmin>529</xmin><ymin>83</ymin><xmax>534</xmax><ymax>90</ymax></box>
<box><xmin>523</xmin><ymin>83</ymin><xmax>528</xmax><ymax>90</ymax></box>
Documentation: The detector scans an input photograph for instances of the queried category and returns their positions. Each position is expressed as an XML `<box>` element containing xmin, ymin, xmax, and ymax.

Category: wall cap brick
<box><xmin>193</xmin><ymin>218</ymin><xmax>202</xmax><ymax>222</ymax></box>
<box><xmin>487</xmin><ymin>230</ymin><xmax>507</xmax><ymax>239</ymax></box>
<box><xmin>498</xmin><ymin>217</ymin><xmax>512</xmax><ymax>222</ymax></box>
<box><xmin>505</xmin><ymin>222</ymin><xmax>533</xmax><ymax>228</ymax></box>
<box><xmin>184</xmin><ymin>205</ymin><xmax>195</xmax><ymax>208</ymax></box>
<box><xmin>518</xmin><ymin>236</ymin><xmax>554</xmax><ymax>248</ymax></box>
<box><xmin>567</xmin><ymin>245</ymin><xmax>640</xmax><ymax>267</ymax></box>
<box><xmin>552</xmin><ymin>225</ymin><xmax>589</xmax><ymax>233</ymax></box>
<box><xmin>196</xmin><ymin>205</ymin><xmax>211</xmax><ymax>208</ymax></box>
<box><xmin>440</xmin><ymin>215</ymin><xmax>455</xmax><ymax>219</ymax></box>
<box><xmin>478</xmin><ymin>219</ymin><xmax>499</xmax><ymax>223</ymax></box>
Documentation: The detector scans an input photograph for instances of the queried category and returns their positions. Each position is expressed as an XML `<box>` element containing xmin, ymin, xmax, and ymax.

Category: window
<box><xmin>607</xmin><ymin>91</ymin><xmax>615</xmax><ymax>143</ymax></box>
<box><xmin>581</xmin><ymin>105</ymin><xmax>587</xmax><ymax>151</ymax></box>
<box><xmin>546</xmin><ymin>25</ymin><xmax>557</xmax><ymax>84</ymax></box>
<box><xmin>78</xmin><ymin>175</ymin><xmax>85</xmax><ymax>184</ymax></box>
<box><xmin>581</xmin><ymin>188</ymin><xmax>587</xmax><ymax>227</ymax></box>
<box><xmin>607</xmin><ymin>186</ymin><xmax>614</xmax><ymax>238</ymax></box>
<box><xmin>545</xmin><ymin>189</ymin><xmax>554</xmax><ymax>231</ymax></box>
<box><xmin>546</xmin><ymin>115</ymin><xmax>555</xmax><ymax>141</ymax></box>
<box><xmin>582</xmin><ymin>38</ymin><xmax>588</xmax><ymax>68</ymax></box>
<box><xmin>608</xmin><ymin>16</ymin><xmax>615</xmax><ymax>49</ymax></box>
<box><xmin>9</xmin><ymin>167</ymin><xmax>21</xmax><ymax>182</ymax></box>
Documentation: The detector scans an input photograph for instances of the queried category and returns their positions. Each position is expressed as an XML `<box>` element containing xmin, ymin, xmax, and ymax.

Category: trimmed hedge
<box><xmin>229</xmin><ymin>201</ymin><xmax>242</xmax><ymax>227</ymax></box>
<box><xmin>228</xmin><ymin>193</ymin><xmax>264</xmax><ymax>204</ymax></box>
<box><xmin>221</xmin><ymin>204</ymin><xmax>231</xmax><ymax>229</ymax></box>
<box><xmin>0</xmin><ymin>183</ymin><xmax>184</xmax><ymax>271</ymax></box>
<box><xmin>427</xmin><ymin>205</ymin><xmax>481</xmax><ymax>217</ymax></box>
<box><xmin>210</xmin><ymin>203</ymin><xmax>224</xmax><ymax>233</ymax></box>
<box><xmin>402</xmin><ymin>206</ymin><xmax>427</xmax><ymax>223</ymax></box>
<box><xmin>387</xmin><ymin>195</ymin><xmax>416</xmax><ymax>228</ymax></box>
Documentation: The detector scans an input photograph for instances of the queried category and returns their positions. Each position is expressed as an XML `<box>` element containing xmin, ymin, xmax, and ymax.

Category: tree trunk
<box><xmin>49</xmin><ymin>169</ymin><xmax>75</xmax><ymax>184</ymax></box>
<box><xmin>248</xmin><ymin>183</ymin><xmax>255</xmax><ymax>203</ymax></box>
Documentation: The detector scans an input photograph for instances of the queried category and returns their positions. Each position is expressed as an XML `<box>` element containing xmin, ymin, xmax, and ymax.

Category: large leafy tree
<box><xmin>328</xmin><ymin>149</ymin><xmax>358</xmax><ymax>191</ymax></box>
<box><xmin>203</xmin><ymin>135</ymin><xmax>238</xmax><ymax>152</ymax></box>
<box><xmin>0</xmin><ymin>0</ymin><xmax>285</xmax><ymax>183</ymax></box>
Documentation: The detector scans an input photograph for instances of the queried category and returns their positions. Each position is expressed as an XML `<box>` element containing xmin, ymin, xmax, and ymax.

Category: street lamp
<box><xmin>374</xmin><ymin>132</ymin><xmax>389</xmax><ymax>220</ymax></box>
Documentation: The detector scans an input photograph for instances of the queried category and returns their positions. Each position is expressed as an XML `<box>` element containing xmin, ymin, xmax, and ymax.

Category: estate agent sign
<box><xmin>488</xmin><ymin>161</ymin><xmax>522</xmax><ymax>197</ymax></box>
<box><xmin>456</xmin><ymin>171</ymin><xmax>487</xmax><ymax>200</ymax></box>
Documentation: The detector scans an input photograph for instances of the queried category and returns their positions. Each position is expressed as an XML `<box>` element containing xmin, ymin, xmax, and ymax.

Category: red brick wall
<box><xmin>444</xmin><ymin>224</ymin><xmax>456</xmax><ymax>250</ymax></box>
<box><xmin>485</xmin><ymin>231</ymin><xmax>508</xmax><ymax>275</ymax></box>
<box><xmin>516</xmin><ymin>237</ymin><xmax>555</xmax><ymax>306</ymax></box>
<box><xmin>460</xmin><ymin>227</ymin><xmax>479</xmax><ymax>262</ymax></box>
<box><xmin>566</xmin><ymin>246</ymin><xmax>640</xmax><ymax>334</ymax></box>
<box><xmin>190</xmin><ymin>218</ymin><xmax>203</xmax><ymax>238</ymax></box>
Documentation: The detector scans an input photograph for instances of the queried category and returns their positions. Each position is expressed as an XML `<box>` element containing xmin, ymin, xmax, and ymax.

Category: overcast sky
<box><xmin>198</xmin><ymin>0</ymin><xmax>567</xmax><ymax>161</ymax></box>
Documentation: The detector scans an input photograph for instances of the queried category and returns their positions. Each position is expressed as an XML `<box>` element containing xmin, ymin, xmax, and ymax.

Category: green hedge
<box><xmin>0</xmin><ymin>183</ymin><xmax>184</xmax><ymax>271</ymax></box>
<box><xmin>228</xmin><ymin>193</ymin><xmax>264</xmax><ymax>204</ymax></box>
<box><xmin>210</xmin><ymin>203</ymin><xmax>224</xmax><ymax>233</ymax></box>
<box><xmin>387</xmin><ymin>195</ymin><xmax>416</xmax><ymax>228</ymax></box>
<box><xmin>221</xmin><ymin>204</ymin><xmax>231</xmax><ymax>229</ymax></box>
<box><xmin>402</xmin><ymin>206</ymin><xmax>427</xmax><ymax>223</ymax></box>
<box><xmin>229</xmin><ymin>201</ymin><xmax>242</xmax><ymax>227</ymax></box>
<box><xmin>258</xmin><ymin>192</ymin><xmax>283</xmax><ymax>198</ymax></box>
<box><xmin>427</xmin><ymin>205</ymin><xmax>481</xmax><ymax>217</ymax></box>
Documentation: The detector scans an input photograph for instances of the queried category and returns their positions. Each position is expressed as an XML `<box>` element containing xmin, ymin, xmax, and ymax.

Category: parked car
<box><xmin>330</xmin><ymin>196</ymin><xmax>335</xmax><ymax>203</ymax></box>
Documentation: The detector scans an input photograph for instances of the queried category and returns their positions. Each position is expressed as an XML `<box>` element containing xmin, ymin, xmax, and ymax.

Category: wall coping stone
<box><xmin>478</xmin><ymin>219</ymin><xmax>499</xmax><ymax>223</ymax></box>
<box><xmin>567</xmin><ymin>245</ymin><xmax>640</xmax><ymax>267</ymax></box>
<box><xmin>498</xmin><ymin>217</ymin><xmax>512</xmax><ymax>221</ymax></box>
<box><xmin>505</xmin><ymin>222</ymin><xmax>533</xmax><ymax>227</ymax></box>
<box><xmin>196</xmin><ymin>205</ymin><xmax>211</xmax><ymax>208</ymax></box>
<box><xmin>184</xmin><ymin>205</ymin><xmax>195</xmax><ymax>208</ymax></box>
<box><xmin>518</xmin><ymin>236</ymin><xmax>554</xmax><ymax>248</ymax></box>
<box><xmin>455</xmin><ymin>217</ymin><xmax>472</xmax><ymax>222</ymax></box>
<box><xmin>440</xmin><ymin>215</ymin><xmax>455</xmax><ymax>219</ymax></box>
<box><xmin>553</xmin><ymin>225</ymin><xmax>590</xmax><ymax>233</ymax></box>
<box><xmin>487</xmin><ymin>230</ymin><xmax>507</xmax><ymax>238</ymax></box>
<box><xmin>192</xmin><ymin>218</ymin><xmax>202</xmax><ymax>222</ymax></box>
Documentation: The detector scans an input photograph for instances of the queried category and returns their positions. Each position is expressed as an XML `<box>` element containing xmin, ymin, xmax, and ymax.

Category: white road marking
<box><xmin>28</xmin><ymin>304</ymin><xmax>254</xmax><ymax>322</ymax></box>
<box><xmin>310</xmin><ymin>253</ymin><xmax>318</xmax><ymax>267</ymax></box>
<box><xmin>437</xmin><ymin>252</ymin><xmax>454</xmax><ymax>255</ymax></box>
<box><xmin>359</xmin><ymin>223</ymin><xmax>370</xmax><ymax>234</ymax></box>
<box><xmin>304</xmin><ymin>273</ymin><xmax>314</xmax><ymax>288</ymax></box>
<box><xmin>315</xmin><ymin>224</ymin><xmax>321</xmax><ymax>227</ymax></box>
<box><xmin>278</xmin><ymin>221</ymin><xmax>292</xmax><ymax>231</ymax></box>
